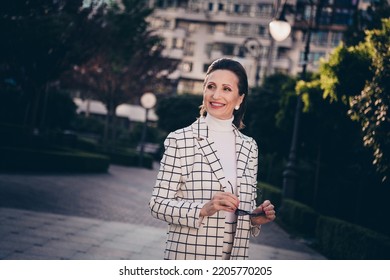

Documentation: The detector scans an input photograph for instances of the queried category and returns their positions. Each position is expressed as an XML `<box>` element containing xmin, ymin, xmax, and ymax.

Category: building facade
<box><xmin>147</xmin><ymin>0</ymin><xmax>358</xmax><ymax>94</ymax></box>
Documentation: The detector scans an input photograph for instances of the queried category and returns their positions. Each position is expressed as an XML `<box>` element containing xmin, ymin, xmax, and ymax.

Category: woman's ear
<box><xmin>238</xmin><ymin>94</ymin><xmax>245</xmax><ymax>106</ymax></box>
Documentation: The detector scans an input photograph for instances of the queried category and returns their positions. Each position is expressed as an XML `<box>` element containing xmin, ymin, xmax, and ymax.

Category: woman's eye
<box><xmin>207</xmin><ymin>84</ymin><xmax>215</xmax><ymax>89</ymax></box>
<box><xmin>223</xmin><ymin>87</ymin><xmax>232</xmax><ymax>92</ymax></box>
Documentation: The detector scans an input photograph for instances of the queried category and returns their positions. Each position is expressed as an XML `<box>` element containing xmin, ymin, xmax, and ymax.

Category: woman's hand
<box><xmin>200</xmin><ymin>192</ymin><xmax>239</xmax><ymax>217</ymax></box>
<box><xmin>251</xmin><ymin>200</ymin><xmax>276</xmax><ymax>226</ymax></box>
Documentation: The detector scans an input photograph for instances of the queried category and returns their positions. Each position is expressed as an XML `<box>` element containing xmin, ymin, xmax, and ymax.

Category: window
<box><xmin>221</xmin><ymin>43</ymin><xmax>235</xmax><ymax>56</ymax></box>
<box><xmin>156</xmin><ymin>0</ymin><xmax>164</xmax><ymax>8</ymax></box>
<box><xmin>258</xmin><ymin>25</ymin><xmax>268</xmax><ymax>37</ymax></box>
<box><xmin>277</xmin><ymin>47</ymin><xmax>290</xmax><ymax>59</ymax></box>
<box><xmin>334</xmin><ymin>9</ymin><xmax>353</xmax><ymax>25</ymax></box>
<box><xmin>181</xmin><ymin>80</ymin><xmax>203</xmax><ymax>94</ymax></box>
<box><xmin>256</xmin><ymin>4</ymin><xmax>274</xmax><ymax>16</ymax></box>
<box><xmin>203</xmin><ymin>63</ymin><xmax>211</xmax><ymax>73</ymax></box>
<box><xmin>226</xmin><ymin>23</ymin><xmax>240</xmax><ymax>35</ymax></box>
<box><xmin>242</xmin><ymin>4</ymin><xmax>251</xmax><ymax>15</ymax></box>
<box><xmin>234</xmin><ymin>4</ymin><xmax>240</xmax><ymax>13</ymax></box>
<box><xmin>311</xmin><ymin>31</ymin><xmax>329</xmax><ymax>46</ymax></box>
<box><xmin>181</xmin><ymin>61</ymin><xmax>193</xmax><ymax>72</ymax></box>
<box><xmin>319</xmin><ymin>8</ymin><xmax>332</xmax><ymax>25</ymax></box>
<box><xmin>208</xmin><ymin>2</ymin><xmax>214</xmax><ymax>12</ymax></box>
<box><xmin>173</xmin><ymin>38</ymin><xmax>184</xmax><ymax>49</ymax></box>
<box><xmin>299</xmin><ymin>51</ymin><xmax>326</xmax><ymax>65</ymax></box>
<box><xmin>240</xmin><ymin>23</ymin><xmax>251</xmax><ymax>36</ymax></box>
<box><xmin>205</xmin><ymin>44</ymin><xmax>213</xmax><ymax>58</ymax></box>
<box><xmin>331</xmin><ymin>32</ymin><xmax>343</xmax><ymax>46</ymax></box>
<box><xmin>184</xmin><ymin>41</ymin><xmax>195</xmax><ymax>56</ymax></box>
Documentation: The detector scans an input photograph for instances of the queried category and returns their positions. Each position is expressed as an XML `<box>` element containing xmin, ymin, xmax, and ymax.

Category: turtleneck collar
<box><xmin>205</xmin><ymin>114</ymin><xmax>234</xmax><ymax>132</ymax></box>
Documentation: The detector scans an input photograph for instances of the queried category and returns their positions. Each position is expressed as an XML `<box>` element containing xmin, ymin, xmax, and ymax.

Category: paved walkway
<box><xmin>0</xmin><ymin>164</ymin><xmax>326</xmax><ymax>260</ymax></box>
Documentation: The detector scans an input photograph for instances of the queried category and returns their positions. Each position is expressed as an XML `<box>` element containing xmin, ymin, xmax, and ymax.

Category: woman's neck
<box><xmin>205</xmin><ymin>114</ymin><xmax>234</xmax><ymax>132</ymax></box>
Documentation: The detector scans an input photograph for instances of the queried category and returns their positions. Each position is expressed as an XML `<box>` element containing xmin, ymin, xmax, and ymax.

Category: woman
<box><xmin>149</xmin><ymin>58</ymin><xmax>276</xmax><ymax>260</ymax></box>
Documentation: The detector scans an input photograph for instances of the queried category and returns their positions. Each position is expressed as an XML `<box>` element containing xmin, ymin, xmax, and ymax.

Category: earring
<box><xmin>235</xmin><ymin>105</ymin><xmax>240</xmax><ymax>110</ymax></box>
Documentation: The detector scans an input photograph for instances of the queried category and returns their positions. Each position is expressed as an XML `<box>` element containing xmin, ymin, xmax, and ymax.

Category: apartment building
<box><xmin>147</xmin><ymin>0</ymin><xmax>358</xmax><ymax>94</ymax></box>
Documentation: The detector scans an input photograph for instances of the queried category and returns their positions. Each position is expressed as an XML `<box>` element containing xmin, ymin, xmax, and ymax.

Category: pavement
<box><xmin>0</xmin><ymin>163</ymin><xmax>326</xmax><ymax>260</ymax></box>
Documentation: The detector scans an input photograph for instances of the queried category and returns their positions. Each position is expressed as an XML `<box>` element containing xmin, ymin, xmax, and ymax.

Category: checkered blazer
<box><xmin>149</xmin><ymin>117</ymin><xmax>260</xmax><ymax>260</ymax></box>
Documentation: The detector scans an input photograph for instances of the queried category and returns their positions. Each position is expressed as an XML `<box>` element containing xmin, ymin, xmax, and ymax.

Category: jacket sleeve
<box><xmin>149</xmin><ymin>132</ymin><xmax>205</xmax><ymax>229</ymax></box>
<box><xmin>249</xmin><ymin>139</ymin><xmax>261</xmax><ymax>237</ymax></box>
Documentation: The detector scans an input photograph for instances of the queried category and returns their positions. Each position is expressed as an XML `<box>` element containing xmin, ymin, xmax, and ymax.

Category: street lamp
<box><xmin>239</xmin><ymin>37</ymin><xmax>264</xmax><ymax>87</ymax></box>
<box><xmin>139</xmin><ymin>92</ymin><xmax>156</xmax><ymax>167</ymax></box>
<box><xmin>269</xmin><ymin>1</ymin><xmax>291</xmax><ymax>42</ymax></box>
<box><xmin>269</xmin><ymin>0</ymin><xmax>315</xmax><ymax>198</ymax></box>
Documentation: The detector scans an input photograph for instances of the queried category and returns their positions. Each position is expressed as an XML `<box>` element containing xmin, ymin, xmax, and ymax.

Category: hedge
<box><xmin>278</xmin><ymin>199</ymin><xmax>319</xmax><ymax>236</ymax></box>
<box><xmin>316</xmin><ymin>216</ymin><xmax>390</xmax><ymax>259</ymax></box>
<box><xmin>0</xmin><ymin>147</ymin><xmax>110</xmax><ymax>173</ymax></box>
<box><xmin>257</xmin><ymin>181</ymin><xmax>282</xmax><ymax>209</ymax></box>
<box><xmin>108</xmin><ymin>149</ymin><xmax>153</xmax><ymax>169</ymax></box>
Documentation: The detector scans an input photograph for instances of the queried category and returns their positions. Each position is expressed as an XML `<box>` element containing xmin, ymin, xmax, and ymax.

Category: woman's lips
<box><xmin>210</xmin><ymin>102</ymin><xmax>225</xmax><ymax>108</ymax></box>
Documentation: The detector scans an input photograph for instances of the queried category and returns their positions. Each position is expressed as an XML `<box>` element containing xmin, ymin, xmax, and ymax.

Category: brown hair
<box><xmin>199</xmin><ymin>57</ymin><xmax>248</xmax><ymax>129</ymax></box>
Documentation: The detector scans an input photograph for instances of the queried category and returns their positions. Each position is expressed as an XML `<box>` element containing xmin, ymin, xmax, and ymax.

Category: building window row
<box><xmin>299</xmin><ymin>51</ymin><xmax>326</xmax><ymax>66</ymax></box>
<box><xmin>150</xmin><ymin>17</ymin><xmax>172</xmax><ymax>30</ymax></box>
<box><xmin>207</xmin><ymin>2</ymin><xmax>274</xmax><ymax>17</ymax></box>
<box><xmin>311</xmin><ymin>31</ymin><xmax>343</xmax><ymax>46</ymax></box>
<box><xmin>174</xmin><ymin>20</ymin><xmax>271</xmax><ymax>39</ymax></box>
<box><xmin>153</xmin><ymin>0</ymin><xmax>274</xmax><ymax>18</ymax></box>
<box><xmin>304</xmin><ymin>30</ymin><xmax>343</xmax><ymax>47</ymax></box>
<box><xmin>226</xmin><ymin>22</ymin><xmax>270</xmax><ymax>38</ymax></box>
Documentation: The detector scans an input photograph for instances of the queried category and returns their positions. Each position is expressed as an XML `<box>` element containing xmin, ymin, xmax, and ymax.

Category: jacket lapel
<box><xmin>234</xmin><ymin>129</ymin><xmax>252</xmax><ymax>189</ymax></box>
<box><xmin>192</xmin><ymin>118</ymin><xmax>228</xmax><ymax>191</ymax></box>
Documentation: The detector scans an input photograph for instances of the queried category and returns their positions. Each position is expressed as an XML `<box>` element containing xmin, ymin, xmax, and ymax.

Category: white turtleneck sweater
<box><xmin>205</xmin><ymin>114</ymin><xmax>237</xmax><ymax>223</ymax></box>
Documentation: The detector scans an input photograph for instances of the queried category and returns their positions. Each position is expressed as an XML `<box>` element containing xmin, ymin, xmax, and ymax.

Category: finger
<box><xmin>261</xmin><ymin>200</ymin><xmax>271</xmax><ymax>207</ymax></box>
<box><xmin>220</xmin><ymin>193</ymin><xmax>239</xmax><ymax>207</ymax></box>
<box><xmin>263</xmin><ymin>205</ymin><xmax>274</xmax><ymax>212</ymax></box>
<box><xmin>218</xmin><ymin>199</ymin><xmax>237</xmax><ymax>211</ymax></box>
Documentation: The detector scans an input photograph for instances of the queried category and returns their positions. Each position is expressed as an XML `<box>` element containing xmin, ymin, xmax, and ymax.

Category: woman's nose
<box><xmin>212</xmin><ymin>89</ymin><xmax>222</xmax><ymax>99</ymax></box>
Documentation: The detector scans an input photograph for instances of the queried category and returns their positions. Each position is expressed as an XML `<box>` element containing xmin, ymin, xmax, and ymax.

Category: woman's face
<box><xmin>203</xmin><ymin>70</ymin><xmax>244</xmax><ymax>120</ymax></box>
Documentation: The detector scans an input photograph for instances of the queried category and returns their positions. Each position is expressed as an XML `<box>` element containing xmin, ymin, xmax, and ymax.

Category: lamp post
<box><xmin>139</xmin><ymin>92</ymin><xmax>156</xmax><ymax>167</ymax></box>
<box><xmin>240</xmin><ymin>37</ymin><xmax>264</xmax><ymax>87</ymax></box>
<box><xmin>269</xmin><ymin>0</ymin><xmax>315</xmax><ymax>198</ymax></box>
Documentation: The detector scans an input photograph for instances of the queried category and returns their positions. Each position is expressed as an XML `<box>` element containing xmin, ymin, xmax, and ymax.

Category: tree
<box><xmin>0</xmin><ymin>0</ymin><xmax>100</xmax><ymax>131</ymax></box>
<box><xmin>291</xmin><ymin>20</ymin><xmax>390</xmax><ymax>235</ymax></box>
<box><xmin>62</xmin><ymin>0</ymin><xmax>178</xmax><ymax>150</ymax></box>
<box><xmin>349</xmin><ymin>19</ymin><xmax>390</xmax><ymax>183</ymax></box>
<box><xmin>320</xmin><ymin>19</ymin><xmax>390</xmax><ymax>183</ymax></box>
<box><xmin>155</xmin><ymin>94</ymin><xmax>203</xmax><ymax>133</ymax></box>
<box><xmin>244</xmin><ymin>74</ymin><xmax>296</xmax><ymax>186</ymax></box>
<box><xmin>345</xmin><ymin>0</ymin><xmax>390</xmax><ymax>46</ymax></box>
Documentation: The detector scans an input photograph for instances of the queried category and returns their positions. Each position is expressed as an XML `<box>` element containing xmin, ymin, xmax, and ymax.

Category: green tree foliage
<box><xmin>61</xmin><ymin>0</ymin><xmax>178</xmax><ymax>149</ymax></box>
<box><xmin>319</xmin><ymin>44</ymin><xmax>373</xmax><ymax>103</ymax></box>
<box><xmin>244</xmin><ymin>74</ymin><xmax>296</xmax><ymax>185</ymax></box>
<box><xmin>345</xmin><ymin>0</ymin><xmax>390</xmax><ymax>46</ymax></box>
<box><xmin>0</xmin><ymin>0</ymin><xmax>99</xmax><ymax>130</ymax></box>
<box><xmin>288</xmin><ymin>71</ymin><xmax>390</xmax><ymax>235</ymax></box>
<box><xmin>155</xmin><ymin>94</ymin><xmax>203</xmax><ymax>133</ymax></box>
<box><xmin>349</xmin><ymin>20</ymin><xmax>390</xmax><ymax>182</ymax></box>
<box><xmin>319</xmin><ymin>19</ymin><xmax>390</xmax><ymax>183</ymax></box>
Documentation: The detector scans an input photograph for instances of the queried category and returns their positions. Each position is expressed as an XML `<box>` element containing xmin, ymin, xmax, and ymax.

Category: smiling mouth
<box><xmin>210</xmin><ymin>102</ymin><xmax>225</xmax><ymax>107</ymax></box>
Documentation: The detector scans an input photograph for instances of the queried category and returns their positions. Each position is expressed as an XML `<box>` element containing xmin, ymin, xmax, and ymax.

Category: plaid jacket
<box><xmin>149</xmin><ymin>117</ymin><xmax>259</xmax><ymax>260</ymax></box>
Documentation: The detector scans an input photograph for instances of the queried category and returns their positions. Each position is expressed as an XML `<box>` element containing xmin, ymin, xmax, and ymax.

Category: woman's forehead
<box><xmin>205</xmin><ymin>70</ymin><xmax>239</xmax><ymax>85</ymax></box>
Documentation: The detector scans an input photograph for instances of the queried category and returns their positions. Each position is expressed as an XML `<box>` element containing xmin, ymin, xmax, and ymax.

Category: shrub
<box><xmin>279</xmin><ymin>199</ymin><xmax>319</xmax><ymax>236</ymax></box>
<box><xmin>0</xmin><ymin>147</ymin><xmax>109</xmax><ymax>173</ymax></box>
<box><xmin>108</xmin><ymin>149</ymin><xmax>153</xmax><ymax>169</ymax></box>
<box><xmin>257</xmin><ymin>181</ymin><xmax>282</xmax><ymax>208</ymax></box>
<box><xmin>316</xmin><ymin>216</ymin><xmax>390</xmax><ymax>259</ymax></box>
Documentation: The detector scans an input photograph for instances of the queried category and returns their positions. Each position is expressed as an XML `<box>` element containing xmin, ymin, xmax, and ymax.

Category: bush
<box><xmin>316</xmin><ymin>216</ymin><xmax>390</xmax><ymax>259</ymax></box>
<box><xmin>0</xmin><ymin>123</ymin><xmax>31</xmax><ymax>147</ymax></box>
<box><xmin>279</xmin><ymin>199</ymin><xmax>319</xmax><ymax>236</ymax></box>
<box><xmin>0</xmin><ymin>147</ymin><xmax>109</xmax><ymax>173</ymax></box>
<box><xmin>257</xmin><ymin>181</ymin><xmax>282</xmax><ymax>208</ymax></box>
<box><xmin>108</xmin><ymin>149</ymin><xmax>153</xmax><ymax>169</ymax></box>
